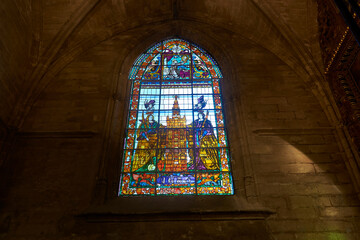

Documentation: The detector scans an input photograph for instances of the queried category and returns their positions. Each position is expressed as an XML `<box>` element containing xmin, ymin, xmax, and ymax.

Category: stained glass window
<box><xmin>119</xmin><ymin>38</ymin><xmax>234</xmax><ymax>196</ymax></box>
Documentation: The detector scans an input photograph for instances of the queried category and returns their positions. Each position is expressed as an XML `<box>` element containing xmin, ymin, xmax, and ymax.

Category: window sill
<box><xmin>78</xmin><ymin>195</ymin><xmax>275</xmax><ymax>222</ymax></box>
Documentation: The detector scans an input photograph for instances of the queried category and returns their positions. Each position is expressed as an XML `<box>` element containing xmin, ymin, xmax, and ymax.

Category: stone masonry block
<box><xmin>320</xmin><ymin>207</ymin><xmax>360</xmax><ymax>218</ymax></box>
<box><xmin>277</xmin><ymin>207</ymin><xmax>318</xmax><ymax>219</ymax></box>
<box><xmin>254</xmin><ymin>163</ymin><xmax>315</xmax><ymax>174</ymax></box>
<box><xmin>314</xmin><ymin>163</ymin><xmax>345</xmax><ymax>173</ymax></box>
<box><xmin>288</xmin><ymin>196</ymin><xmax>315</xmax><ymax>208</ymax></box>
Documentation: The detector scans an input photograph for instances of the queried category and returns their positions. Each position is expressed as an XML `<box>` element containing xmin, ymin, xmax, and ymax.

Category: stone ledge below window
<box><xmin>78</xmin><ymin>195</ymin><xmax>275</xmax><ymax>222</ymax></box>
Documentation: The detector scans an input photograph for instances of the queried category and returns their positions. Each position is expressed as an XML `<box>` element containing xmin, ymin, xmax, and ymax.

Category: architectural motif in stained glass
<box><xmin>119</xmin><ymin>38</ymin><xmax>234</xmax><ymax>195</ymax></box>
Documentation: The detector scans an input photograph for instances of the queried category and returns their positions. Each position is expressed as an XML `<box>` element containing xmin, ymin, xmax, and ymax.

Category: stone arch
<box><xmin>92</xmin><ymin>29</ymin><xmax>256</xmax><ymax>201</ymax></box>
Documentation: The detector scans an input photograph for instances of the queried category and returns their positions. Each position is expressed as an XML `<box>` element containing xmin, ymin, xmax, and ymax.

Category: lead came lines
<box><xmin>120</xmin><ymin>38</ymin><xmax>233</xmax><ymax>195</ymax></box>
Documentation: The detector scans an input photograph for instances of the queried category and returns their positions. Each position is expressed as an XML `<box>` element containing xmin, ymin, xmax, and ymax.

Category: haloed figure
<box><xmin>188</xmin><ymin>110</ymin><xmax>220</xmax><ymax>171</ymax></box>
<box><xmin>132</xmin><ymin>100</ymin><xmax>159</xmax><ymax>172</ymax></box>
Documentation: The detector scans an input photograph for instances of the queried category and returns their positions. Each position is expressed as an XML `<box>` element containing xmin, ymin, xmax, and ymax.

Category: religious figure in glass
<box><xmin>187</xmin><ymin>97</ymin><xmax>220</xmax><ymax>170</ymax></box>
<box><xmin>132</xmin><ymin>100</ymin><xmax>159</xmax><ymax>172</ymax></box>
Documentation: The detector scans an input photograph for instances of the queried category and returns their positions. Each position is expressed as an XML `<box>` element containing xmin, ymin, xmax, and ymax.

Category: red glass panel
<box><xmin>120</xmin><ymin>173</ymin><xmax>156</xmax><ymax>195</ymax></box>
<box><xmin>216</xmin><ymin>110</ymin><xmax>224</xmax><ymax>127</ymax></box>
<box><xmin>212</xmin><ymin>79</ymin><xmax>220</xmax><ymax>94</ymax></box>
<box><xmin>197</xmin><ymin>172</ymin><xmax>233</xmax><ymax>195</ymax></box>
<box><xmin>127</xmin><ymin>110</ymin><xmax>137</xmax><ymax>129</ymax></box>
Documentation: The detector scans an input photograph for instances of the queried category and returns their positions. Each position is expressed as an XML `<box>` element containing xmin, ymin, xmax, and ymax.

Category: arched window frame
<box><xmin>84</xmin><ymin>34</ymin><xmax>272</xmax><ymax>220</ymax></box>
<box><xmin>118</xmin><ymin>38</ymin><xmax>234</xmax><ymax>196</ymax></box>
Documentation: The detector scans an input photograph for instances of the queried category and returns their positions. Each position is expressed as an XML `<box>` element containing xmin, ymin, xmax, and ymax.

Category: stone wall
<box><xmin>0</xmin><ymin>0</ymin><xmax>33</xmax><ymax>125</ymax></box>
<box><xmin>238</xmin><ymin>44</ymin><xmax>360</xmax><ymax>240</ymax></box>
<box><xmin>0</xmin><ymin>1</ymin><xmax>360</xmax><ymax>239</ymax></box>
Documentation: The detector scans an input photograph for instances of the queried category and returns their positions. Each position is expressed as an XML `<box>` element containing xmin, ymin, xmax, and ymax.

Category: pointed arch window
<box><xmin>119</xmin><ymin>38</ymin><xmax>234</xmax><ymax>195</ymax></box>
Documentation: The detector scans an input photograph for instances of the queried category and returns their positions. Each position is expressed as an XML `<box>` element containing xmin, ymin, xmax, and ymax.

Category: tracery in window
<box><xmin>119</xmin><ymin>38</ymin><xmax>234</xmax><ymax>195</ymax></box>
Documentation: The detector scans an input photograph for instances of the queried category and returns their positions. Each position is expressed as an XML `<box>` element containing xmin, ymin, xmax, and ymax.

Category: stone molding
<box><xmin>16</xmin><ymin>131</ymin><xmax>97</xmax><ymax>139</ymax></box>
<box><xmin>77</xmin><ymin>210</ymin><xmax>274</xmax><ymax>222</ymax></box>
<box><xmin>253</xmin><ymin>128</ymin><xmax>335</xmax><ymax>136</ymax></box>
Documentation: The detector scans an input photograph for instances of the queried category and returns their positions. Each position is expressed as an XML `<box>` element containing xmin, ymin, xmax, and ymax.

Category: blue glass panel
<box><xmin>162</xmin><ymin>54</ymin><xmax>191</xmax><ymax>65</ymax></box>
